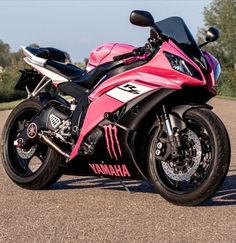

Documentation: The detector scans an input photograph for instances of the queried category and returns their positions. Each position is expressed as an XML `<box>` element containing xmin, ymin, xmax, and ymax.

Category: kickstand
<box><xmin>118</xmin><ymin>179</ymin><xmax>131</xmax><ymax>194</ymax></box>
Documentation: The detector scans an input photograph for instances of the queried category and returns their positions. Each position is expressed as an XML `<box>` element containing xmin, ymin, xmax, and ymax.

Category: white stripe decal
<box><xmin>24</xmin><ymin>57</ymin><xmax>68</xmax><ymax>84</ymax></box>
<box><xmin>106</xmin><ymin>82</ymin><xmax>153</xmax><ymax>103</ymax></box>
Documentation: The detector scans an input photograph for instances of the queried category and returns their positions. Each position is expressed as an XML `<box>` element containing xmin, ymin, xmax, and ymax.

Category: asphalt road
<box><xmin>0</xmin><ymin>98</ymin><xmax>235</xmax><ymax>242</ymax></box>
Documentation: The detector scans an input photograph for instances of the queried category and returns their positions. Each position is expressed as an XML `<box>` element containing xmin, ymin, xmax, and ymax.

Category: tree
<box><xmin>0</xmin><ymin>66</ymin><xmax>26</xmax><ymax>102</ymax></box>
<box><xmin>198</xmin><ymin>0</ymin><xmax>236</xmax><ymax>96</ymax></box>
<box><xmin>74</xmin><ymin>58</ymin><xmax>89</xmax><ymax>70</ymax></box>
<box><xmin>0</xmin><ymin>39</ymin><xmax>11</xmax><ymax>68</ymax></box>
<box><xmin>0</xmin><ymin>43</ymin><xmax>33</xmax><ymax>102</ymax></box>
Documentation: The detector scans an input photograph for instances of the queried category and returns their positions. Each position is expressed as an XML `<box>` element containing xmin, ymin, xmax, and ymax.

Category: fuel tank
<box><xmin>86</xmin><ymin>43</ymin><xmax>135</xmax><ymax>71</ymax></box>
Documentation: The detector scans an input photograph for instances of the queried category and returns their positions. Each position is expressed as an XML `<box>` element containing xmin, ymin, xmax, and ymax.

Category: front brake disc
<box><xmin>161</xmin><ymin>129</ymin><xmax>202</xmax><ymax>181</ymax></box>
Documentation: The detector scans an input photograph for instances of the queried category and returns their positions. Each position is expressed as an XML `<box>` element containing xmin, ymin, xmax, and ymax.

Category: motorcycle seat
<box><xmin>71</xmin><ymin>61</ymin><xmax>125</xmax><ymax>89</ymax></box>
<box><xmin>45</xmin><ymin>59</ymin><xmax>124</xmax><ymax>89</ymax></box>
<box><xmin>26</xmin><ymin>47</ymin><xmax>67</xmax><ymax>63</ymax></box>
<box><xmin>45</xmin><ymin>60</ymin><xmax>85</xmax><ymax>80</ymax></box>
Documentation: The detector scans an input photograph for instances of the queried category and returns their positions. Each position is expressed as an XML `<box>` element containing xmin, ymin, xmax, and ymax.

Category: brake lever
<box><xmin>132</xmin><ymin>46</ymin><xmax>147</xmax><ymax>56</ymax></box>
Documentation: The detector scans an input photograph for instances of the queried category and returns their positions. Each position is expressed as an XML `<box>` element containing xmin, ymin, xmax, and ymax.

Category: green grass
<box><xmin>0</xmin><ymin>99</ymin><xmax>23</xmax><ymax>111</ymax></box>
<box><xmin>217</xmin><ymin>95</ymin><xmax>236</xmax><ymax>101</ymax></box>
<box><xmin>0</xmin><ymin>95</ymin><xmax>72</xmax><ymax>111</ymax></box>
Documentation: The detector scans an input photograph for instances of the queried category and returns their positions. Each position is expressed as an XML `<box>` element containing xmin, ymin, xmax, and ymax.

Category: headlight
<box><xmin>214</xmin><ymin>63</ymin><xmax>221</xmax><ymax>81</ymax></box>
<box><xmin>164</xmin><ymin>52</ymin><xmax>203</xmax><ymax>81</ymax></box>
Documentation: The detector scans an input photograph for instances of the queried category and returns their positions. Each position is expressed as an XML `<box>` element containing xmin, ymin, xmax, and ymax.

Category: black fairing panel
<box><xmin>15</xmin><ymin>69</ymin><xmax>42</xmax><ymax>92</ymax></box>
<box><xmin>58</xmin><ymin>82</ymin><xmax>88</xmax><ymax>100</ymax></box>
<box><xmin>97</xmin><ymin>60</ymin><xmax>146</xmax><ymax>85</ymax></box>
<box><xmin>39</xmin><ymin>92</ymin><xmax>70</xmax><ymax>107</ymax></box>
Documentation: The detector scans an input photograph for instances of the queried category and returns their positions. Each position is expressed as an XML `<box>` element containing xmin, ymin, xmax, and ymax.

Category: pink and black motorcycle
<box><xmin>1</xmin><ymin>11</ymin><xmax>230</xmax><ymax>205</ymax></box>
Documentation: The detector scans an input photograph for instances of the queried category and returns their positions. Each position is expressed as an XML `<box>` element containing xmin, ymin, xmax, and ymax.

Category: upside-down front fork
<box><xmin>161</xmin><ymin>105</ymin><xmax>183</xmax><ymax>159</ymax></box>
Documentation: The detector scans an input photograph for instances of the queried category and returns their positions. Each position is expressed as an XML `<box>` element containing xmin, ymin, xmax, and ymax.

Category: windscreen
<box><xmin>155</xmin><ymin>17</ymin><xmax>205</xmax><ymax>67</ymax></box>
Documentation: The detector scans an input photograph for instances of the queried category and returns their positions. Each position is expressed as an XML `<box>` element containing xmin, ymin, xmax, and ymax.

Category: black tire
<box><xmin>148</xmin><ymin>108</ymin><xmax>231</xmax><ymax>206</ymax></box>
<box><xmin>1</xmin><ymin>99</ymin><xmax>63</xmax><ymax>189</ymax></box>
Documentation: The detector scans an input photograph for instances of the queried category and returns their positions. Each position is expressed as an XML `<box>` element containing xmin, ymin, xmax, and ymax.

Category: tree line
<box><xmin>0</xmin><ymin>0</ymin><xmax>235</xmax><ymax>102</ymax></box>
<box><xmin>198</xmin><ymin>0</ymin><xmax>236</xmax><ymax>97</ymax></box>
<box><xmin>0</xmin><ymin>41</ymin><xmax>26</xmax><ymax>102</ymax></box>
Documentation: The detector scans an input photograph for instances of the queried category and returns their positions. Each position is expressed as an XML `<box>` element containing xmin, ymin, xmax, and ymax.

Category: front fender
<box><xmin>171</xmin><ymin>104</ymin><xmax>213</xmax><ymax>120</ymax></box>
<box><xmin>167</xmin><ymin>104</ymin><xmax>213</xmax><ymax>132</ymax></box>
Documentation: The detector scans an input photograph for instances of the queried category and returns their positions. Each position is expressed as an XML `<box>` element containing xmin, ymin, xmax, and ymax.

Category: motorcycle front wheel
<box><xmin>1</xmin><ymin>99</ymin><xmax>63</xmax><ymax>189</ymax></box>
<box><xmin>148</xmin><ymin>108</ymin><xmax>231</xmax><ymax>206</ymax></box>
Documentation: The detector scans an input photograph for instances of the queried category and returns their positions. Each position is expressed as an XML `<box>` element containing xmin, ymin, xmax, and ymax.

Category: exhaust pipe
<box><xmin>39</xmin><ymin>133</ymin><xmax>70</xmax><ymax>159</ymax></box>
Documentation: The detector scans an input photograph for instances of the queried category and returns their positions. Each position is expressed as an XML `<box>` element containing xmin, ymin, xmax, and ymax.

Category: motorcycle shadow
<box><xmin>203</xmin><ymin>174</ymin><xmax>236</xmax><ymax>207</ymax></box>
<box><xmin>50</xmin><ymin>176</ymin><xmax>155</xmax><ymax>194</ymax></box>
<box><xmin>50</xmin><ymin>173</ymin><xmax>236</xmax><ymax>207</ymax></box>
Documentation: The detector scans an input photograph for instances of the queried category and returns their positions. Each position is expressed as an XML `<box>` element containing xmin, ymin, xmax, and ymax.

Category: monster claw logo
<box><xmin>103</xmin><ymin>125</ymin><xmax>122</xmax><ymax>161</ymax></box>
<box><xmin>27</xmin><ymin>123</ymin><xmax>38</xmax><ymax>138</ymax></box>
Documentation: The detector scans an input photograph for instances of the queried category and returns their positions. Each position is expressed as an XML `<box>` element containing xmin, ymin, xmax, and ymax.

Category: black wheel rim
<box><xmin>6</xmin><ymin>107</ymin><xmax>49</xmax><ymax>177</ymax></box>
<box><xmin>152</xmin><ymin>114</ymin><xmax>215</xmax><ymax>194</ymax></box>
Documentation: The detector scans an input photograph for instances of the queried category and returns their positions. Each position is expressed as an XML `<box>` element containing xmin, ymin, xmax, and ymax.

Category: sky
<box><xmin>0</xmin><ymin>0</ymin><xmax>212</xmax><ymax>61</ymax></box>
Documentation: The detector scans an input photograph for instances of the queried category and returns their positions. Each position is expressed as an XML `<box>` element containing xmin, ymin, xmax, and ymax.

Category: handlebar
<box><xmin>113</xmin><ymin>46</ymin><xmax>148</xmax><ymax>62</ymax></box>
<box><xmin>113</xmin><ymin>34</ymin><xmax>163</xmax><ymax>62</ymax></box>
<box><xmin>113</xmin><ymin>51</ymin><xmax>134</xmax><ymax>61</ymax></box>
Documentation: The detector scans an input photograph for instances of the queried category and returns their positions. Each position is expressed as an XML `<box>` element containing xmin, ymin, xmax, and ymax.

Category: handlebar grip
<box><xmin>113</xmin><ymin>51</ymin><xmax>134</xmax><ymax>61</ymax></box>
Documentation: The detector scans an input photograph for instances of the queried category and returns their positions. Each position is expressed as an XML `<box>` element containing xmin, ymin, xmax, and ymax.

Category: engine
<box><xmin>40</xmin><ymin>105</ymin><xmax>72</xmax><ymax>144</ymax></box>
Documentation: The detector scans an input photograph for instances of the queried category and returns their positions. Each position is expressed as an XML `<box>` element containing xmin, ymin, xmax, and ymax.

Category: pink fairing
<box><xmin>70</xmin><ymin>40</ymin><xmax>208</xmax><ymax>159</ymax></box>
<box><xmin>203</xmin><ymin>51</ymin><xmax>220</xmax><ymax>88</ymax></box>
<box><xmin>86</xmin><ymin>43</ymin><xmax>135</xmax><ymax>71</ymax></box>
<box><xmin>70</xmin><ymin>94</ymin><xmax>124</xmax><ymax>159</ymax></box>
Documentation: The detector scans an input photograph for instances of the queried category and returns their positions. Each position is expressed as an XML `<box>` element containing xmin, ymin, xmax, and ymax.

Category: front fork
<box><xmin>158</xmin><ymin>104</ymin><xmax>212</xmax><ymax>160</ymax></box>
<box><xmin>161</xmin><ymin>105</ymin><xmax>184</xmax><ymax>159</ymax></box>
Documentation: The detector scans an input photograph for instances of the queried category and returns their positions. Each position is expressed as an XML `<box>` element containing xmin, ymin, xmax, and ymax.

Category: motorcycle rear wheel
<box><xmin>148</xmin><ymin>108</ymin><xmax>230</xmax><ymax>206</ymax></box>
<box><xmin>1</xmin><ymin>99</ymin><xmax>63</xmax><ymax>189</ymax></box>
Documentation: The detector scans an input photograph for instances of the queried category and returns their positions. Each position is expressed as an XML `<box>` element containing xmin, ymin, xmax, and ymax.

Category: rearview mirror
<box><xmin>206</xmin><ymin>27</ymin><xmax>220</xmax><ymax>42</ymax></box>
<box><xmin>130</xmin><ymin>10</ymin><xmax>154</xmax><ymax>27</ymax></box>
